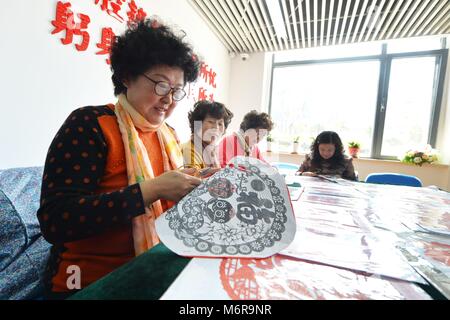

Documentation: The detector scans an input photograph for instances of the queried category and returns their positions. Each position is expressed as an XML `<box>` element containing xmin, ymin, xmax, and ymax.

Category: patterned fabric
<box><xmin>115</xmin><ymin>94</ymin><xmax>183</xmax><ymax>255</ymax></box>
<box><xmin>0</xmin><ymin>167</ymin><xmax>51</xmax><ymax>299</ymax></box>
<box><xmin>298</xmin><ymin>154</ymin><xmax>357</xmax><ymax>181</ymax></box>
<box><xmin>0</xmin><ymin>190</ymin><xmax>26</xmax><ymax>274</ymax></box>
<box><xmin>37</xmin><ymin>104</ymin><xmax>161</xmax><ymax>292</ymax></box>
<box><xmin>37</xmin><ymin>105</ymin><xmax>145</xmax><ymax>244</ymax></box>
<box><xmin>0</xmin><ymin>167</ymin><xmax>44</xmax><ymax>241</ymax></box>
<box><xmin>218</xmin><ymin>132</ymin><xmax>265</xmax><ymax>168</ymax></box>
<box><xmin>181</xmin><ymin>137</ymin><xmax>220</xmax><ymax>170</ymax></box>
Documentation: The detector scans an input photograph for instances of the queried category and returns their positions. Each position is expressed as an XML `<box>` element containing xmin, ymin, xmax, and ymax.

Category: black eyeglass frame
<box><xmin>141</xmin><ymin>74</ymin><xmax>187</xmax><ymax>101</ymax></box>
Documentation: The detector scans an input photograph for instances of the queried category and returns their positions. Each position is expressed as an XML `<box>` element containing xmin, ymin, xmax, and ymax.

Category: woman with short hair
<box><xmin>37</xmin><ymin>18</ymin><xmax>202</xmax><ymax>298</ymax></box>
<box><xmin>218</xmin><ymin>110</ymin><xmax>274</xmax><ymax>167</ymax></box>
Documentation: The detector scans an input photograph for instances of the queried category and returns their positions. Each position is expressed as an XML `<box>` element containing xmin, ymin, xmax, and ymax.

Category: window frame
<box><xmin>268</xmin><ymin>39</ymin><xmax>448</xmax><ymax>160</ymax></box>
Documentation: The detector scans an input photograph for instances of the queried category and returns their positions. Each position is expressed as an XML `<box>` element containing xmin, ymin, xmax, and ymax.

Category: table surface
<box><xmin>70</xmin><ymin>176</ymin><xmax>450</xmax><ymax>300</ymax></box>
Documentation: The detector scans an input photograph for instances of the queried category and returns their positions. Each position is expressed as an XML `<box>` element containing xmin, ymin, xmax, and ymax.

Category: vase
<box><xmin>348</xmin><ymin>147</ymin><xmax>359</xmax><ymax>158</ymax></box>
<box><xmin>292</xmin><ymin>142</ymin><xmax>299</xmax><ymax>154</ymax></box>
<box><xmin>267</xmin><ymin>142</ymin><xmax>272</xmax><ymax>152</ymax></box>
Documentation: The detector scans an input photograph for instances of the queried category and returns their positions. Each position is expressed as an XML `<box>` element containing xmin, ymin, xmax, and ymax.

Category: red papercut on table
<box><xmin>218</xmin><ymin>256</ymin><xmax>430</xmax><ymax>300</ymax></box>
<box><xmin>51</xmin><ymin>1</ymin><xmax>91</xmax><ymax>51</ymax></box>
<box><xmin>96</xmin><ymin>27</ymin><xmax>116</xmax><ymax>64</ymax></box>
<box><xmin>161</xmin><ymin>256</ymin><xmax>430</xmax><ymax>300</ymax></box>
<box><xmin>425</xmin><ymin>241</ymin><xmax>450</xmax><ymax>267</ymax></box>
<box><xmin>220</xmin><ymin>256</ymin><xmax>284</xmax><ymax>299</ymax></box>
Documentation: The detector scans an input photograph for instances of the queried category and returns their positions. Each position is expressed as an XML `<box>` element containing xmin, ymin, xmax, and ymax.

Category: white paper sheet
<box><xmin>156</xmin><ymin>156</ymin><xmax>296</xmax><ymax>258</ymax></box>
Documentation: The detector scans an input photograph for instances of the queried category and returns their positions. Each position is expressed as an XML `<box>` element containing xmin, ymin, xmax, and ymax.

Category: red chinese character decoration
<box><xmin>198</xmin><ymin>87</ymin><xmax>208</xmax><ymax>101</ymax></box>
<box><xmin>96</xmin><ymin>27</ymin><xmax>116</xmax><ymax>64</ymax></box>
<box><xmin>49</xmin><ymin>1</ymin><xmax>152</xmax><ymax>65</ymax></box>
<box><xmin>200</xmin><ymin>62</ymin><xmax>217</xmax><ymax>88</ymax></box>
<box><xmin>51</xmin><ymin>1</ymin><xmax>91</xmax><ymax>51</ymax></box>
<box><xmin>127</xmin><ymin>0</ymin><xmax>147</xmax><ymax>25</ymax></box>
<box><xmin>95</xmin><ymin>0</ymin><xmax>125</xmax><ymax>23</ymax></box>
<box><xmin>191</xmin><ymin>62</ymin><xmax>218</xmax><ymax>102</ymax></box>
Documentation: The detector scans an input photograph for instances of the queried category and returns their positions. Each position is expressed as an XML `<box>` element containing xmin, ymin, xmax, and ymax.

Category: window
<box><xmin>270</xmin><ymin>60</ymin><xmax>379</xmax><ymax>156</ymax></box>
<box><xmin>269</xmin><ymin>38</ymin><xmax>448</xmax><ymax>159</ymax></box>
<box><xmin>380</xmin><ymin>56</ymin><xmax>437</xmax><ymax>157</ymax></box>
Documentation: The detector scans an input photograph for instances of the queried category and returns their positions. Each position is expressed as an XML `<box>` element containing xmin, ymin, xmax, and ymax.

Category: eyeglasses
<box><xmin>141</xmin><ymin>74</ymin><xmax>186</xmax><ymax>101</ymax></box>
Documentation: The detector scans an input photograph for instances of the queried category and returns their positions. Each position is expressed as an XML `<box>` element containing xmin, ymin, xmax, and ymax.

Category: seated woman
<box><xmin>181</xmin><ymin>100</ymin><xmax>233</xmax><ymax>174</ymax></box>
<box><xmin>37</xmin><ymin>18</ymin><xmax>202</xmax><ymax>298</ymax></box>
<box><xmin>296</xmin><ymin>131</ymin><xmax>357</xmax><ymax>181</ymax></box>
<box><xmin>218</xmin><ymin>110</ymin><xmax>274</xmax><ymax>167</ymax></box>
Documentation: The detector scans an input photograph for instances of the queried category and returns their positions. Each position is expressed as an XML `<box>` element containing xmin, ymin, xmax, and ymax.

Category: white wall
<box><xmin>226</xmin><ymin>52</ymin><xmax>271</xmax><ymax>133</ymax></box>
<box><xmin>0</xmin><ymin>0</ymin><xmax>230</xmax><ymax>169</ymax></box>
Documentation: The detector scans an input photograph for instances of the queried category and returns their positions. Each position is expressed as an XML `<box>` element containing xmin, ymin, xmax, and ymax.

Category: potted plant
<box><xmin>292</xmin><ymin>136</ymin><xmax>300</xmax><ymax>154</ymax></box>
<box><xmin>266</xmin><ymin>134</ymin><xmax>274</xmax><ymax>152</ymax></box>
<box><xmin>401</xmin><ymin>145</ymin><xmax>438</xmax><ymax>166</ymax></box>
<box><xmin>348</xmin><ymin>141</ymin><xmax>360</xmax><ymax>158</ymax></box>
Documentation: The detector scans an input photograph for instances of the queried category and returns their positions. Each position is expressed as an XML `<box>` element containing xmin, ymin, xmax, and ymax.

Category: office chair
<box><xmin>365</xmin><ymin>173</ymin><xmax>423</xmax><ymax>187</ymax></box>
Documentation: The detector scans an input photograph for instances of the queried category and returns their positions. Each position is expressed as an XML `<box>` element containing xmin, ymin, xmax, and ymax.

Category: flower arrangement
<box><xmin>266</xmin><ymin>134</ymin><xmax>274</xmax><ymax>142</ymax></box>
<box><xmin>401</xmin><ymin>145</ymin><xmax>438</xmax><ymax>166</ymax></box>
<box><xmin>293</xmin><ymin>136</ymin><xmax>300</xmax><ymax>143</ymax></box>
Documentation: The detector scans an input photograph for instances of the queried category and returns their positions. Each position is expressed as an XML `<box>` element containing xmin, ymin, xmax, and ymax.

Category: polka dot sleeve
<box><xmin>37</xmin><ymin>106</ymin><xmax>145</xmax><ymax>244</ymax></box>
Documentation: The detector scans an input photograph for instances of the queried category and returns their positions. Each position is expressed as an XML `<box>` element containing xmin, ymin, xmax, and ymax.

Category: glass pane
<box><xmin>381</xmin><ymin>57</ymin><xmax>436</xmax><ymax>157</ymax></box>
<box><xmin>274</xmin><ymin>41</ymin><xmax>382</xmax><ymax>63</ymax></box>
<box><xmin>386</xmin><ymin>36</ymin><xmax>442</xmax><ymax>54</ymax></box>
<box><xmin>270</xmin><ymin>61</ymin><xmax>380</xmax><ymax>157</ymax></box>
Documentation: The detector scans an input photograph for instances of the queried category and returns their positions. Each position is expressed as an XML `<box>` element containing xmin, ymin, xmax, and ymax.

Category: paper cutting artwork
<box><xmin>155</xmin><ymin>157</ymin><xmax>296</xmax><ymax>258</ymax></box>
<box><xmin>160</xmin><ymin>256</ymin><xmax>431</xmax><ymax>300</ymax></box>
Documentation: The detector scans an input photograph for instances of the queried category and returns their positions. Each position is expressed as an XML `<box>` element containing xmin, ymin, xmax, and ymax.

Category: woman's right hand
<box><xmin>140</xmin><ymin>170</ymin><xmax>202</xmax><ymax>205</ymax></box>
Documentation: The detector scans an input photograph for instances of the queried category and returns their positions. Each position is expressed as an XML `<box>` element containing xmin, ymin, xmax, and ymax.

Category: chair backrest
<box><xmin>270</xmin><ymin>162</ymin><xmax>299</xmax><ymax>176</ymax></box>
<box><xmin>271</xmin><ymin>162</ymin><xmax>299</xmax><ymax>171</ymax></box>
<box><xmin>365</xmin><ymin>173</ymin><xmax>423</xmax><ymax>187</ymax></box>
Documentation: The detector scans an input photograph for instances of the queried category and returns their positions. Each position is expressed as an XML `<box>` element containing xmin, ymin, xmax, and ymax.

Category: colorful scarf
<box><xmin>192</xmin><ymin>134</ymin><xmax>221</xmax><ymax>168</ymax></box>
<box><xmin>235</xmin><ymin>130</ymin><xmax>251</xmax><ymax>156</ymax></box>
<box><xmin>115</xmin><ymin>94</ymin><xmax>183</xmax><ymax>256</ymax></box>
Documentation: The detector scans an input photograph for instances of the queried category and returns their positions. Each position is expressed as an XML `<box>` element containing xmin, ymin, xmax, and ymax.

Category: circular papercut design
<box><xmin>250</xmin><ymin>179</ymin><xmax>265</xmax><ymax>191</ymax></box>
<box><xmin>164</xmin><ymin>158</ymin><xmax>290</xmax><ymax>256</ymax></box>
<box><xmin>239</xmin><ymin>244</ymin><xmax>251</xmax><ymax>254</ymax></box>
<box><xmin>211</xmin><ymin>244</ymin><xmax>224</xmax><ymax>255</ymax></box>
<box><xmin>182</xmin><ymin>197</ymin><xmax>206</xmax><ymax>215</ymax></box>
<box><xmin>196</xmin><ymin>241</ymin><xmax>210</xmax><ymax>252</ymax></box>
<box><xmin>206</xmin><ymin>199</ymin><xmax>235</xmax><ymax>223</ymax></box>
<box><xmin>208</xmin><ymin>178</ymin><xmax>234</xmax><ymax>198</ymax></box>
<box><xmin>181</xmin><ymin>211</ymin><xmax>204</xmax><ymax>232</ymax></box>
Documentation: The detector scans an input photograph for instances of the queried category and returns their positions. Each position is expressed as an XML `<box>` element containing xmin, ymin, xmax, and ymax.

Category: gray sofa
<box><xmin>0</xmin><ymin>167</ymin><xmax>51</xmax><ymax>299</ymax></box>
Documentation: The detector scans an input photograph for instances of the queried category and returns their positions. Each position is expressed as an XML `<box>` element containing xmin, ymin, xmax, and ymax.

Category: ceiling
<box><xmin>189</xmin><ymin>0</ymin><xmax>450</xmax><ymax>54</ymax></box>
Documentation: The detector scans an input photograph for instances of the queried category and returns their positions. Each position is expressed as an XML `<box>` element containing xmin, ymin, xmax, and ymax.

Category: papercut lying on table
<box><xmin>155</xmin><ymin>156</ymin><xmax>296</xmax><ymax>258</ymax></box>
<box><xmin>400</xmin><ymin>233</ymin><xmax>450</xmax><ymax>299</ymax></box>
<box><xmin>160</xmin><ymin>256</ymin><xmax>430</xmax><ymax>300</ymax></box>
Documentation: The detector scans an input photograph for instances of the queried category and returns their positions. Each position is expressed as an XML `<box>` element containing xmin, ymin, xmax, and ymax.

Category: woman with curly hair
<box><xmin>182</xmin><ymin>100</ymin><xmax>233</xmax><ymax>172</ymax></box>
<box><xmin>218</xmin><ymin>110</ymin><xmax>274</xmax><ymax>167</ymax></box>
<box><xmin>37</xmin><ymin>18</ymin><xmax>202</xmax><ymax>298</ymax></box>
<box><xmin>296</xmin><ymin>131</ymin><xmax>357</xmax><ymax>181</ymax></box>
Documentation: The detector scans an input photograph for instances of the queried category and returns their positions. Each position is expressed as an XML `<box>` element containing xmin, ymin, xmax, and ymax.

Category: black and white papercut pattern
<box><xmin>155</xmin><ymin>156</ymin><xmax>296</xmax><ymax>258</ymax></box>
